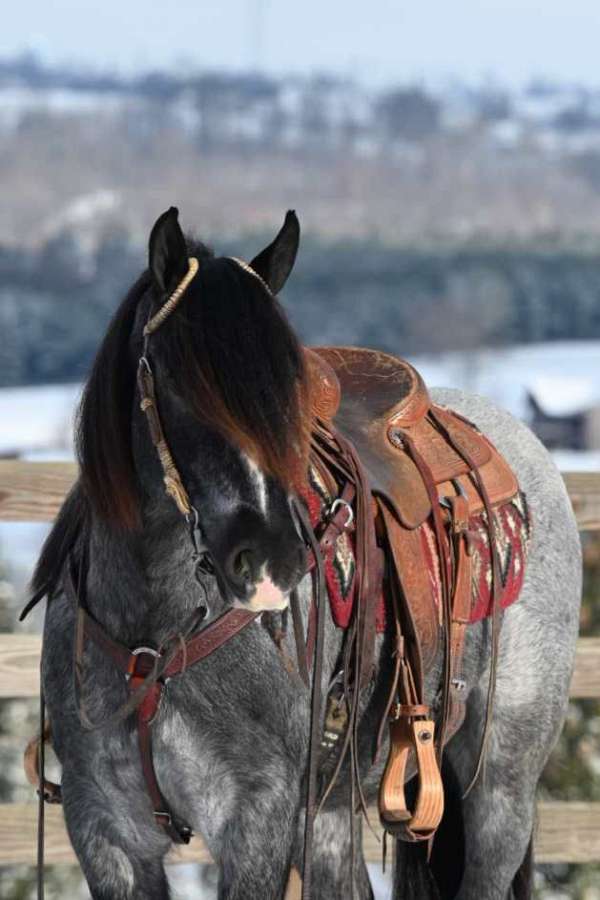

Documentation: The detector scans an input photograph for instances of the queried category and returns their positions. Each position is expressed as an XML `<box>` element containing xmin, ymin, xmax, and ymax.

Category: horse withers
<box><xmin>26</xmin><ymin>208</ymin><xmax>581</xmax><ymax>899</ymax></box>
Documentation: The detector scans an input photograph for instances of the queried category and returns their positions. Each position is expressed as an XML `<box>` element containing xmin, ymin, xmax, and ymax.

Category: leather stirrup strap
<box><xmin>378</xmin><ymin>554</ymin><xmax>444</xmax><ymax>841</ymax></box>
<box><xmin>398</xmin><ymin>431</ymin><xmax>454</xmax><ymax>754</ymax></box>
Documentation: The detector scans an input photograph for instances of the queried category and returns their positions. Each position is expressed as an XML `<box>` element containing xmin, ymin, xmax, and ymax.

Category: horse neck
<box><xmin>84</xmin><ymin>506</ymin><xmax>208</xmax><ymax>646</ymax></box>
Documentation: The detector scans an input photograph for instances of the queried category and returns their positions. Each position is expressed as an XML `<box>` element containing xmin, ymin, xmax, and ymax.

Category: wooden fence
<box><xmin>0</xmin><ymin>461</ymin><xmax>600</xmax><ymax>870</ymax></box>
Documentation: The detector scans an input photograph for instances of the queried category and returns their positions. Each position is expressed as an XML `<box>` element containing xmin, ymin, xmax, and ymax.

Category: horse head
<box><xmin>77</xmin><ymin>207</ymin><xmax>311</xmax><ymax>613</ymax></box>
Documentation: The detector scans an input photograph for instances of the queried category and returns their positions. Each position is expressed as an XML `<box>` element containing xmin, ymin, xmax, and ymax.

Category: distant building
<box><xmin>527</xmin><ymin>376</ymin><xmax>600</xmax><ymax>451</ymax></box>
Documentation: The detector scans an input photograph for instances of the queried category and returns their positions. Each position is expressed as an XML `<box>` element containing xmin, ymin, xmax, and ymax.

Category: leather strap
<box><xmin>63</xmin><ymin>559</ymin><xmax>258</xmax><ymax>841</ymax></box>
<box><xmin>429</xmin><ymin>407</ymin><xmax>503</xmax><ymax>794</ymax></box>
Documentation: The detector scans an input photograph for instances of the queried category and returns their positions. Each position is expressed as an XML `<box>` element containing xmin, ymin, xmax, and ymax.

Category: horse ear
<box><xmin>148</xmin><ymin>207</ymin><xmax>188</xmax><ymax>293</ymax></box>
<box><xmin>250</xmin><ymin>210</ymin><xmax>300</xmax><ymax>294</ymax></box>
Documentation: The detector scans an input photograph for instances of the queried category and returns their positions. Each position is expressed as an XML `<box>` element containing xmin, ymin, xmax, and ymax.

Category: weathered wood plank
<box><xmin>569</xmin><ymin>637</ymin><xmax>600</xmax><ymax>699</ymax></box>
<box><xmin>1</xmin><ymin>802</ymin><xmax>599</xmax><ymax>866</ymax></box>
<box><xmin>0</xmin><ymin>461</ymin><xmax>77</xmax><ymax>522</ymax></box>
<box><xmin>563</xmin><ymin>471</ymin><xmax>600</xmax><ymax>531</ymax></box>
<box><xmin>0</xmin><ymin>634</ymin><xmax>41</xmax><ymax>698</ymax></box>
<box><xmin>0</xmin><ymin>462</ymin><xmax>598</xmax><ymax>529</ymax></box>
<box><xmin>2</xmin><ymin>635</ymin><xmax>599</xmax><ymax>699</ymax></box>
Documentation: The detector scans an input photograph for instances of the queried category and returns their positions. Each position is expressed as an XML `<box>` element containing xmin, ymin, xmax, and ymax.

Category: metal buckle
<box><xmin>440</xmin><ymin>478</ymin><xmax>468</xmax><ymax>510</ymax></box>
<box><xmin>154</xmin><ymin>810</ymin><xmax>172</xmax><ymax>825</ymax></box>
<box><xmin>329</xmin><ymin>498</ymin><xmax>354</xmax><ymax>529</ymax></box>
<box><xmin>126</xmin><ymin>646</ymin><xmax>161</xmax><ymax>681</ymax></box>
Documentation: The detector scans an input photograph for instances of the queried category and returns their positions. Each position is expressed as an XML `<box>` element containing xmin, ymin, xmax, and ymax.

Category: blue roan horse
<box><xmin>27</xmin><ymin>208</ymin><xmax>581</xmax><ymax>899</ymax></box>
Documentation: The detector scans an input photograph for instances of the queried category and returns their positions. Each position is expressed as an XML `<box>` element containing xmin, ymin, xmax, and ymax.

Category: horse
<box><xmin>28</xmin><ymin>207</ymin><xmax>581</xmax><ymax>899</ymax></box>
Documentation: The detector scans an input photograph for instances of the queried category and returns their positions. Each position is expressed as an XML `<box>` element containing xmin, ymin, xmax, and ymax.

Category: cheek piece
<box><xmin>138</xmin><ymin>256</ymin><xmax>213</xmax><ymax>616</ymax></box>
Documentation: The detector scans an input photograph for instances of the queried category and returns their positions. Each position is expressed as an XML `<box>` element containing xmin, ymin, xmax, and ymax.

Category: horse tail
<box><xmin>392</xmin><ymin>842</ymin><xmax>441</xmax><ymax>900</ymax></box>
<box><xmin>511</xmin><ymin>834</ymin><xmax>534</xmax><ymax>900</ymax></box>
<box><xmin>392</xmin><ymin>756</ymin><xmax>465</xmax><ymax>900</ymax></box>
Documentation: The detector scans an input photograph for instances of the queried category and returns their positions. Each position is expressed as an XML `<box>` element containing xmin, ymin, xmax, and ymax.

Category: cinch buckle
<box><xmin>126</xmin><ymin>646</ymin><xmax>161</xmax><ymax>683</ymax></box>
<box><xmin>154</xmin><ymin>810</ymin><xmax>172</xmax><ymax>825</ymax></box>
<box><xmin>329</xmin><ymin>498</ymin><xmax>354</xmax><ymax>529</ymax></box>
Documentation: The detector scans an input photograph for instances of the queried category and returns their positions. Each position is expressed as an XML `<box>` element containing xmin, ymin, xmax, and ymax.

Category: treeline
<box><xmin>1</xmin><ymin>231</ymin><xmax>600</xmax><ymax>388</ymax></box>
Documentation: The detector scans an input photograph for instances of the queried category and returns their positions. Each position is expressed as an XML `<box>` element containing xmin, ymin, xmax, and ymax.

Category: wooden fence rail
<box><xmin>0</xmin><ymin>462</ymin><xmax>599</xmax><ymax>529</ymax></box>
<box><xmin>0</xmin><ymin>462</ymin><xmax>599</xmax><ymax>870</ymax></box>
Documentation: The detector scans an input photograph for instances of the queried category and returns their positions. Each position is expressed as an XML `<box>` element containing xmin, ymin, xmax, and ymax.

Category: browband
<box><xmin>144</xmin><ymin>255</ymin><xmax>272</xmax><ymax>340</ymax></box>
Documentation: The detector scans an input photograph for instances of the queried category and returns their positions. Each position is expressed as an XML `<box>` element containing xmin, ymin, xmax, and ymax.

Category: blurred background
<box><xmin>1</xmin><ymin>2</ymin><xmax>599</xmax><ymax>898</ymax></box>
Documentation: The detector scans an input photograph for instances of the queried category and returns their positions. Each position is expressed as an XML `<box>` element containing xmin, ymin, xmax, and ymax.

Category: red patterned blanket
<box><xmin>303</xmin><ymin>467</ymin><xmax>531</xmax><ymax>632</ymax></box>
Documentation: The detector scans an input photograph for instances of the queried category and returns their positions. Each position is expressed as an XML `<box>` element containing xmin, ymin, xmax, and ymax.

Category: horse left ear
<box><xmin>148</xmin><ymin>207</ymin><xmax>189</xmax><ymax>293</ymax></box>
<box><xmin>250</xmin><ymin>210</ymin><xmax>300</xmax><ymax>294</ymax></box>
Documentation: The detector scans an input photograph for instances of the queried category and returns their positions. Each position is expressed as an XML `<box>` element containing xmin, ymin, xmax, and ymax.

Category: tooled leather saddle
<box><xmin>304</xmin><ymin>346</ymin><xmax>525</xmax><ymax>843</ymax></box>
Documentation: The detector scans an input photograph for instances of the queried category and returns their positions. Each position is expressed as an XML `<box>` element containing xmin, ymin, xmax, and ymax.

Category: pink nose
<box><xmin>238</xmin><ymin>574</ymin><xmax>289</xmax><ymax>612</ymax></box>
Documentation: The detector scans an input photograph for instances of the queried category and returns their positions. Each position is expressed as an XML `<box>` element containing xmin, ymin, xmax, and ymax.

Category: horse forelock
<box><xmin>155</xmin><ymin>251</ymin><xmax>311</xmax><ymax>489</ymax></box>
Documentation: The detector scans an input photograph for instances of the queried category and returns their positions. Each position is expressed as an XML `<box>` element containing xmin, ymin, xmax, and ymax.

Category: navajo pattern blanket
<box><xmin>303</xmin><ymin>466</ymin><xmax>532</xmax><ymax>632</ymax></box>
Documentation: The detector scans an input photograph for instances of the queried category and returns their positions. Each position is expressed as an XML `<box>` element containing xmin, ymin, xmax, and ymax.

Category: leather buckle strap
<box><xmin>126</xmin><ymin>647</ymin><xmax>163</xmax><ymax>684</ymax></box>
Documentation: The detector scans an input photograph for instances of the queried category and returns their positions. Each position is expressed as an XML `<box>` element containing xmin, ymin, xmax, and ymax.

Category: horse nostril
<box><xmin>228</xmin><ymin>547</ymin><xmax>256</xmax><ymax>587</ymax></box>
<box><xmin>235</xmin><ymin>550</ymin><xmax>252</xmax><ymax>580</ymax></box>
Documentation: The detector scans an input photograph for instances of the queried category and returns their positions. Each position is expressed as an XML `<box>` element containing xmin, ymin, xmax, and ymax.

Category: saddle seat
<box><xmin>307</xmin><ymin>345</ymin><xmax>518</xmax><ymax>529</ymax></box>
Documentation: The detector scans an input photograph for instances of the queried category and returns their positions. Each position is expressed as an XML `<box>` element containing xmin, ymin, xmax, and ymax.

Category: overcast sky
<box><xmin>3</xmin><ymin>1</ymin><xmax>600</xmax><ymax>87</ymax></box>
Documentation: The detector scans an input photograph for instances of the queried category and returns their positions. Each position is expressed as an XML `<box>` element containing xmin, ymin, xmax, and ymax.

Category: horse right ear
<box><xmin>250</xmin><ymin>210</ymin><xmax>300</xmax><ymax>295</ymax></box>
<box><xmin>148</xmin><ymin>207</ymin><xmax>189</xmax><ymax>293</ymax></box>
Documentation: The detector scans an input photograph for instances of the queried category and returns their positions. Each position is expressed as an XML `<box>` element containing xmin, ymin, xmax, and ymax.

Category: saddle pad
<box><xmin>303</xmin><ymin>467</ymin><xmax>531</xmax><ymax>633</ymax></box>
<box><xmin>420</xmin><ymin>491</ymin><xmax>532</xmax><ymax>624</ymax></box>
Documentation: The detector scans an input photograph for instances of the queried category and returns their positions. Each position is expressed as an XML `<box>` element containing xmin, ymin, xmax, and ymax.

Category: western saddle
<box><xmin>305</xmin><ymin>346</ymin><xmax>519</xmax><ymax>842</ymax></box>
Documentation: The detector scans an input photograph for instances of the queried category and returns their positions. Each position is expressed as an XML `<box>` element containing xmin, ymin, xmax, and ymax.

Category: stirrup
<box><xmin>378</xmin><ymin>714</ymin><xmax>444</xmax><ymax>841</ymax></box>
